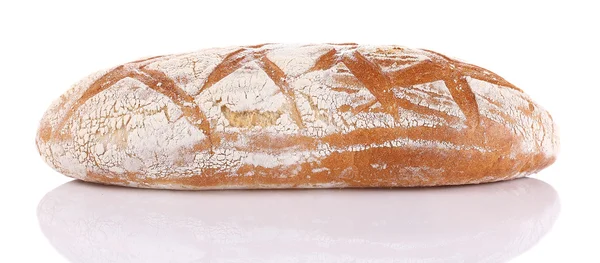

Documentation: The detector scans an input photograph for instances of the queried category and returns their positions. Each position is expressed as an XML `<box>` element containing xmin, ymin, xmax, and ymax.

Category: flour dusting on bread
<box><xmin>36</xmin><ymin>44</ymin><xmax>559</xmax><ymax>189</ymax></box>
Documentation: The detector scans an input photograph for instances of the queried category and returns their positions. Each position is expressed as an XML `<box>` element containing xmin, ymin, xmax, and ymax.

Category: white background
<box><xmin>1</xmin><ymin>0</ymin><xmax>598</xmax><ymax>262</ymax></box>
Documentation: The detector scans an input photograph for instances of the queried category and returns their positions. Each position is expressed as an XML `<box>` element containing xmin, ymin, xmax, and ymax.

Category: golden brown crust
<box><xmin>36</xmin><ymin>44</ymin><xmax>559</xmax><ymax>189</ymax></box>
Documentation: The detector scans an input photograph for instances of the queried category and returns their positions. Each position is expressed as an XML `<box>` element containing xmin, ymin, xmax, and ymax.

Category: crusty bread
<box><xmin>36</xmin><ymin>43</ymin><xmax>559</xmax><ymax>189</ymax></box>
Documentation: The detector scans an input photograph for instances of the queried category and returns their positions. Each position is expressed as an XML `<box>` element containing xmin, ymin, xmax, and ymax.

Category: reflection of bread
<box><xmin>38</xmin><ymin>178</ymin><xmax>560</xmax><ymax>262</ymax></box>
<box><xmin>36</xmin><ymin>44</ymin><xmax>559</xmax><ymax>189</ymax></box>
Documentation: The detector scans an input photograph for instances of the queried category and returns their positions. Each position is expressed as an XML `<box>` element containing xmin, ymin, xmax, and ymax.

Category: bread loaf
<box><xmin>36</xmin><ymin>43</ymin><xmax>559</xmax><ymax>189</ymax></box>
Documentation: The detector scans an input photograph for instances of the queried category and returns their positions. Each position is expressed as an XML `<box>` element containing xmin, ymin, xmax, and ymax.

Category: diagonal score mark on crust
<box><xmin>136</xmin><ymin>67</ymin><xmax>212</xmax><ymax>138</ymax></box>
<box><xmin>444</xmin><ymin>76</ymin><xmax>481</xmax><ymax>129</ymax></box>
<box><xmin>195</xmin><ymin>45</ymin><xmax>305</xmax><ymax>128</ymax></box>
<box><xmin>255</xmin><ymin>56</ymin><xmax>305</xmax><ymax>128</ymax></box>
<box><xmin>52</xmin><ymin>64</ymin><xmax>213</xmax><ymax>149</ymax></box>
<box><xmin>307</xmin><ymin>49</ymin><xmax>462</xmax><ymax>124</ymax></box>
<box><xmin>387</xmin><ymin>60</ymin><xmax>444</xmax><ymax>87</ymax></box>
<box><xmin>341</xmin><ymin>52</ymin><xmax>394</xmax><ymax>113</ymax></box>
<box><xmin>306</xmin><ymin>44</ymin><xmax>358</xmax><ymax>73</ymax></box>
<box><xmin>39</xmin><ymin>56</ymin><xmax>170</xmax><ymax>143</ymax></box>
<box><xmin>416</xmin><ymin>52</ymin><xmax>486</xmax><ymax>130</ymax></box>
<box><xmin>386</xmin><ymin>57</ymin><xmax>482</xmax><ymax>129</ymax></box>
<box><xmin>422</xmin><ymin>49</ymin><xmax>521</xmax><ymax>91</ymax></box>
<box><xmin>341</xmin><ymin>51</ymin><xmax>459</xmax><ymax>123</ymax></box>
<box><xmin>195</xmin><ymin>48</ymin><xmax>249</xmax><ymax>96</ymax></box>
<box><xmin>53</xmin><ymin>65</ymin><xmax>130</xmax><ymax>138</ymax></box>
<box><xmin>197</xmin><ymin>44</ymin><xmax>282</xmax><ymax>96</ymax></box>
<box><xmin>308</xmin><ymin>49</ymin><xmax>338</xmax><ymax>72</ymax></box>
<box><xmin>459</xmin><ymin>63</ymin><xmax>521</xmax><ymax>91</ymax></box>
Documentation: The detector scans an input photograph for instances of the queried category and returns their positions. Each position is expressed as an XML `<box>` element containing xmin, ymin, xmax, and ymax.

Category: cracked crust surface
<box><xmin>36</xmin><ymin>43</ymin><xmax>559</xmax><ymax>189</ymax></box>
